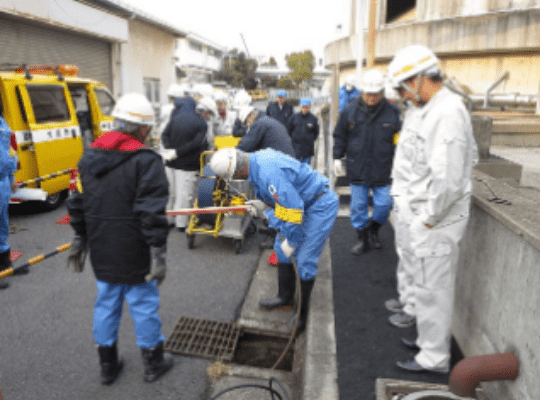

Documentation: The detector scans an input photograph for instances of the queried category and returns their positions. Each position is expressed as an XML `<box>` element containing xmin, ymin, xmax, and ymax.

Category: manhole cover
<box><xmin>164</xmin><ymin>316</ymin><xmax>241</xmax><ymax>362</ymax></box>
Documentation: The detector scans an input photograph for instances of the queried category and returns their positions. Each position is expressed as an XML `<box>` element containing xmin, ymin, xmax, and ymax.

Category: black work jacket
<box><xmin>237</xmin><ymin>114</ymin><xmax>295</xmax><ymax>157</ymax></box>
<box><xmin>288</xmin><ymin>112</ymin><xmax>320</xmax><ymax>158</ymax></box>
<box><xmin>67</xmin><ymin>132</ymin><xmax>169</xmax><ymax>285</ymax></box>
<box><xmin>266</xmin><ymin>102</ymin><xmax>293</xmax><ymax>131</ymax></box>
<box><xmin>333</xmin><ymin>98</ymin><xmax>401</xmax><ymax>186</ymax></box>
<box><xmin>161</xmin><ymin>97</ymin><xmax>208</xmax><ymax>171</ymax></box>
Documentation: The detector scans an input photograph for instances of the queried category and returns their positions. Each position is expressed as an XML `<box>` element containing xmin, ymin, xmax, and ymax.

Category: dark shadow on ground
<box><xmin>330</xmin><ymin>217</ymin><xmax>463</xmax><ymax>400</ymax></box>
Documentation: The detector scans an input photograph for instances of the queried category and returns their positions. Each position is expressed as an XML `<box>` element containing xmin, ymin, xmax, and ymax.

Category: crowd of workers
<box><xmin>0</xmin><ymin>43</ymin><xmax>477</xmax><ymax>385</ymax></box>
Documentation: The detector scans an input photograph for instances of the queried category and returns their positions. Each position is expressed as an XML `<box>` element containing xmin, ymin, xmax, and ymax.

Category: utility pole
<box><xmin>367</xmin><ymin>0</ymin><xmax>377</xmax><ymax>69</ymax></box>
<box><xmin>356</xmin><ymin>0</ymin><xmax>365</xmax><ymax>86</ymax></box>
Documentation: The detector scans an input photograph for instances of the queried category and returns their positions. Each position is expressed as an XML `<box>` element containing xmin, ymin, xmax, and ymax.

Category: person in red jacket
<box><xmin>66</xmin><ymin>93</ymin><xmax>173</xmax><ymax>385</ymax></box>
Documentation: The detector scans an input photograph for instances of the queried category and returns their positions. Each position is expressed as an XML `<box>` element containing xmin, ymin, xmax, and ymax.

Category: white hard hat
<box><xmin>210</xmin><ymin>148</ymin><xmax>237</xmax><ymax>181</ymax></box>
<box><xmin>344</xmin><ymin>75</ymin><xmax>357</xmax><ymax>88</ymax></box>
<box><xmin>196</xmin><ymin>96</ymin><xmax>218</xmax><ymax>116</ymax></box>
<box><xmin>388</xmin><ymin>44</ymin><xmax>440</xmax><ymax>88</ymax></box>
<box><xmin>238</xmin><ymin>106</ymin><xmax>256</xmax><ymax>124</ymax></box>
<box><xmin>167</xmin><ymin>83</ymin><xmax>186</xmax><ymax>98</ymax></box>
<box><xmin>112</xmin><ymin>93</ymin><xmax>155</xmax><ymax>126</ymax></box>
<box><xmin>191</xmin><ymin>83</ymin><xmax>214</xmax><ymax>98</ymax></box>
<box><xmin>213</xmin><ymin>91</ymin><xmax>229</xmax><ymax>103</ymax></box>
<box><xmin>361</xmin><ymin>69</ymin><xmax>385</xmax><ymax>93</ymax></box>
<box><xmin>233</xmin><ymin>90</ymin><xmax>252</xmax><ymax>109</ymax></box>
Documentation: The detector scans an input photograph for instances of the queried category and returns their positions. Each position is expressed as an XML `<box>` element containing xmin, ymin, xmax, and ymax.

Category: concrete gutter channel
<box><xmin>208</xmin><ymin>245</ymin><xmax>338</xmax><ymax>399</ymax></box>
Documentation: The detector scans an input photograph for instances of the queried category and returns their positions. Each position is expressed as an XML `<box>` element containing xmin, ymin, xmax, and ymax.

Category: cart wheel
<box><xmin>234</xmin><ymin>240</ymin><xmax>242</xmax><ymax>254</ymax></box>
<box><xmin>246</xmin><ymin>220</ymin><xmax>257</xmax><ymax>236</ymax></box>
<box><xmin>187</xmin><ymin>235</ymin><xmax>195</xmax><ymax>250</ymax></box>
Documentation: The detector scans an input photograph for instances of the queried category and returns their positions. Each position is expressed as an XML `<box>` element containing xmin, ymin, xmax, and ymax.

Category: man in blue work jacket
<box><xmin>210</xmin><ymin>148</ymin><xmax>339</xmax><ymax>332</ymax></box>
<box><xmin>266</xmin><ymin>89</ymin><xmax>294</xmax><ymax>132</ymax></box>
<box><xmin>287</xmin><ymin>97</ymin><xmax>320</xmax><ymax>164</ymax></box>
<box><xmin>0</xmin><ymin>115</ymin><xmax>18</xmax><ymax>290</ymax></box>
<box><xmin>333</xmin><ymin>69</ymin><xmax>401</xmax><ymax>255</ymax></box>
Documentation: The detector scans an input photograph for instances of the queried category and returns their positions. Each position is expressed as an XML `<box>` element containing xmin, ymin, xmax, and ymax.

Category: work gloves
<box><xmin>161</xmin><ymin>149</ymin><xmax>178</xmax><ymax>162</ymax></box>
<box><xmin>281</xmin><ymin>239</ymin><xmax>296</xmax><ymax>259</ymax></box>
<box><xmin>333</xmin><ymin>159</ymin><xmax>343</xmax><ymax>176</ymax></box>
<box><xmin>245</xmin><ymin>199</ymin><xmax>267</xmax><ymax>218</ymax></box>
<box><xmin>67</xmin><ymin>235</ymin><xmax>87</xmax><ymax>273</ymax></box>
<box><xmin>145</xmin><ymin>245</ymin><xmax>167</xmax><ymax>287</ymax></box>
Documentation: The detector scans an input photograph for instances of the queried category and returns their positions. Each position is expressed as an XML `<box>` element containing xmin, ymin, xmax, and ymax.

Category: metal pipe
<box><xmin>484</xmin><ymin>71</ymin><xmax>510</xmax><ymax>108</ymax></box>
<box><xmin>448</xmin><ymin>353</ymin><xmax>519</xmax><ymax>397</ymax></box>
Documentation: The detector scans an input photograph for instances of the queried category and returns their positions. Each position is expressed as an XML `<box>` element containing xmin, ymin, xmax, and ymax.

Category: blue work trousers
<box><xmin>93</xmin><ymin>280</ymin><xmax>166</xmax><ymax>348</ymax></box>
<box><xmin>275</xmin><ymin>190</ymin><xmax>339</xmax><ymax>280</ymax></box>
<box><xmin>0</xmin><ymin>179</ymin><xmax>11</xmax><ymax>253</ymax></box>
<box><xmin>350</xmin><ymin>184</ymin><xmax>393</xmax><ymax>231</ymax></box>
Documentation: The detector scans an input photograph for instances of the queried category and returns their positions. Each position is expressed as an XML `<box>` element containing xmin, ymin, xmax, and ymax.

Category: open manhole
<box><xmin>164</xmin><ymin>316</ymin><xmax>241</xmax><ymax>362</ymax></box>
<box><xmin>165</xmin><ymin>317</ymin><xmax>294</xmax><ymax>371</ymax></box>
<box><xmin>232</xmin><ymin>330</ymin><xmax>294</xmax><ymax>372</ymax></box>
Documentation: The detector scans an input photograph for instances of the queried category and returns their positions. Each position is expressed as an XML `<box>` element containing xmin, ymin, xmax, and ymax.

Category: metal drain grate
<box><xmin>164</xmin><ymin>316</ymin><xmax>241</xmax><ymax>362</ymax></box>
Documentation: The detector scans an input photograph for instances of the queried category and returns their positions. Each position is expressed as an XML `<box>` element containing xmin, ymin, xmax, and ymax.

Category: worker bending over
<box><xmin>210</xmin><ymin>148</ymin><xmax>339</xmax><ymax>332</ymax></box>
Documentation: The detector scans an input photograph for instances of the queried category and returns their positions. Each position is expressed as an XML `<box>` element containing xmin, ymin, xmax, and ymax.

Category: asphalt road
<box><xmin>1</xmin><ymin>201</ymin><xmax>264</xmax><ymax>400</ymax></box>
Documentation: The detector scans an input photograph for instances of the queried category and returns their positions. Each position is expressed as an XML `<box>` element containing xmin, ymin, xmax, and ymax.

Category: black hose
<box><xmin>208</xmin><ymin>376</ymin><xmax>291</xmax><ymax>400</ymax></box>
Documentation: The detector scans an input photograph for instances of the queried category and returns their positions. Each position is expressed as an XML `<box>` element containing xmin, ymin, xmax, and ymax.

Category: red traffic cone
<box><xmin>267</xmin><ymin>251</ymin><xmax>278</xmax><ymax>267</ymax></box>
<box><xmin>57</xmin><ymin>169</ymin><xmax>78</xmax><ymax>225</ymax></box>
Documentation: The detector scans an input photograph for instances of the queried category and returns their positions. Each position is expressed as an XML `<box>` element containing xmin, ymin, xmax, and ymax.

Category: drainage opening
<box><xmin>232</xmin><ymin>330</ymin><xmax>294</xmax><ymax>372</ymax></box>
<box><xmin>164</xmin><ymin>316</ymin><xmax>241</xmax><ymax>362</ymax></box>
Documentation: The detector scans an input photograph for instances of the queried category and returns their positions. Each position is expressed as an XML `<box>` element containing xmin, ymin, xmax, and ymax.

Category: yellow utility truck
<box><xmin>0</xmin><ymin>64</ymin><xmax>115</xmax><ymax>209</ymax></box>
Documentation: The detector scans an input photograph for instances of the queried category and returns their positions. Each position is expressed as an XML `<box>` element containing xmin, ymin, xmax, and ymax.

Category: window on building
<box><xmin>26</xmin><ymin>85</ymin><xmax>70</xmax><ymax>124</ymax></box>
<box><xmin>144</xmin><ymin>78</ymin><xmax>161</xmax><ymax>105</ymax></box>
<box><xmin>189</xmin><ymin>41</ymin><xmax>203</xmax><ymax>52</ymax></box>
<box><xmin>386</xmin><ymin>0</ymin><xmax>416</xmax><ymax>24</ymax></box>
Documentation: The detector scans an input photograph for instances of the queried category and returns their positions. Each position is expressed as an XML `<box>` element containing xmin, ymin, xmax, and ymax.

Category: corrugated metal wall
<box><xmin>0</xmin><ymin>15</ymin><xmax>112</xmax><ymax>89</ymax></box>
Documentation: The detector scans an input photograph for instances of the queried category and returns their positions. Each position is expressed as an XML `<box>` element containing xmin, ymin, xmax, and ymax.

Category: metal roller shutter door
<box><xmin>0</xmin><ymin>16</ymin><xmax>113</xmax><ymax>89</ymax></box>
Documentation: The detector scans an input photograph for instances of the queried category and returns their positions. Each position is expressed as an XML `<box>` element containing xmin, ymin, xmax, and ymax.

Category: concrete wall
<box><xmin>453</xmin><ymin>170</ymin><xmax>540</xmax><ymax>400</ymax></box>
<box><xmin>120</xmin><ymin>19</ymin><xmax>176</xmax><ymax>103</ymax></box>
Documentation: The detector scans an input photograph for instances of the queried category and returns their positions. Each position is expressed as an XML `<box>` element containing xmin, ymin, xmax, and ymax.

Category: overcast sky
<box><xmin>122</xmin><ymin>0</ymin><xmax>352</xmax><ymax>66</ymax></box>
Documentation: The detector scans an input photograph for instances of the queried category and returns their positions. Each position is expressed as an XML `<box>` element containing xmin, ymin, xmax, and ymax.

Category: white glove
<box><xmin>161</xmin><ymin>149</ymin><xmax>178</xmax><ymax>162</ymax></box>
<box><xmin>281</xmin><ymin>239</ymin><xmax>296</xmax><ymax>259</ymax></box>
<box><xmin>245</xmin><ymin>200</ymin><xmax>266</xmax><ymax>218</ymax></box>
<box><xmin>333</xmin><ymin>159</ymin><xmax>343</xmax><ymax>176</ymax></box>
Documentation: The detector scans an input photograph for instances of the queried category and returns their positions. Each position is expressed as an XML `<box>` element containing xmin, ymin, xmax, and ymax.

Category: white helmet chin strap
<box><xmin>399</xmin><ymin>73</ymin><xmax>425</xmax><ymax>105</ymax></box>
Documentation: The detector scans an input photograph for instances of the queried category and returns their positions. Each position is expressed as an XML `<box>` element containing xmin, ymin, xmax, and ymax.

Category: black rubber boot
<box><xmin>350</xmin><ymin>227</ymin><xmax>370</xmax><ymax>255</ymax></box>
<box><xmin>288</xmin><ymin>279</ymin><xmax>315</xmax><ymax>332</ymax></box>
<box><xmin>0</xmin><ymin>250</ymin><xmax>11</xmax><ymax>289</ymax></box>
<box><xmin>98</xmin><ymin>342</ymin><xmax>123</xmax><ymax>385</ymax></box>
<box><xmin>369</xmin><ymin>220</ymin><xmax>383</xmax><ymax>249</ymax></box>
<box><xmin>259</xmin><ymin>263</ymin><xmax>296</xmax><ymax>310</ymax></box>
<box><xmin>141</xmin><ymin>341</ymin><xmax>174</xmax><ymax>383</ymax></box>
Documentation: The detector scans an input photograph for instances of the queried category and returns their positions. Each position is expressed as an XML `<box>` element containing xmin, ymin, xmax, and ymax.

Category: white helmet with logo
<box><xmin>361</xmin><ymin>69</ymin><xmax>385</xmax><ymax>93</ymax></box>
<box><xmin>210</xmin><ymin>148</ymin><xmax>237</xmax><ymax>181</ymax></box>
<box><xmin>238</xmin><ymin>106</ymin><xmax>256</xmax><ymax>124</ymax></box>
<box><xmin>112</xmin><ymin>93</ymin><xmax>155</xmax><ymax>126</ymax></box>
<box><xmin>196</xmin><ymin>96</ymin><xmax>218</xmax><ymax>117</ymax></box>
<box><xmin>388</xmin><ymin>44</ymin><xmax>440</xmax><ymax>88</ymax></box>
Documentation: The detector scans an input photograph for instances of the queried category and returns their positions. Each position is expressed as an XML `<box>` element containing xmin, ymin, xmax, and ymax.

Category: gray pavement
<box><xmin>1</xmin><ymin>202</ymin><xmax>263</xmax><ymax>400</ymax></box>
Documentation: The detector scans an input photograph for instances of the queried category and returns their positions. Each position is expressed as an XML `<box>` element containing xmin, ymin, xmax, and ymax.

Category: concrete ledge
<box><xmin>453</xmin><ymin>170</ymin><xmax>540</xmax><ymax>400</ymax></box>
<box><xmin>302</xmin><ymin>244</ymin><xmax>339</xmax><ymax>400</ymax></box>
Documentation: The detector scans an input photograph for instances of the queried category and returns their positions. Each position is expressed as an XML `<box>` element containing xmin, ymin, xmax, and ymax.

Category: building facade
<box><xmin>175</xmin><ymin>33</ymin><xmax>226</xmax><ymax>83</ymax></box>
<box><xmin>325</xmin><ymin>0</ymin><xmax>540</xmax><ymax>100</ymax></box>
<box><xmin>0</xmin><ymin>0</ymin><xmax>186</xmax><ymax>111</ymax></box>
